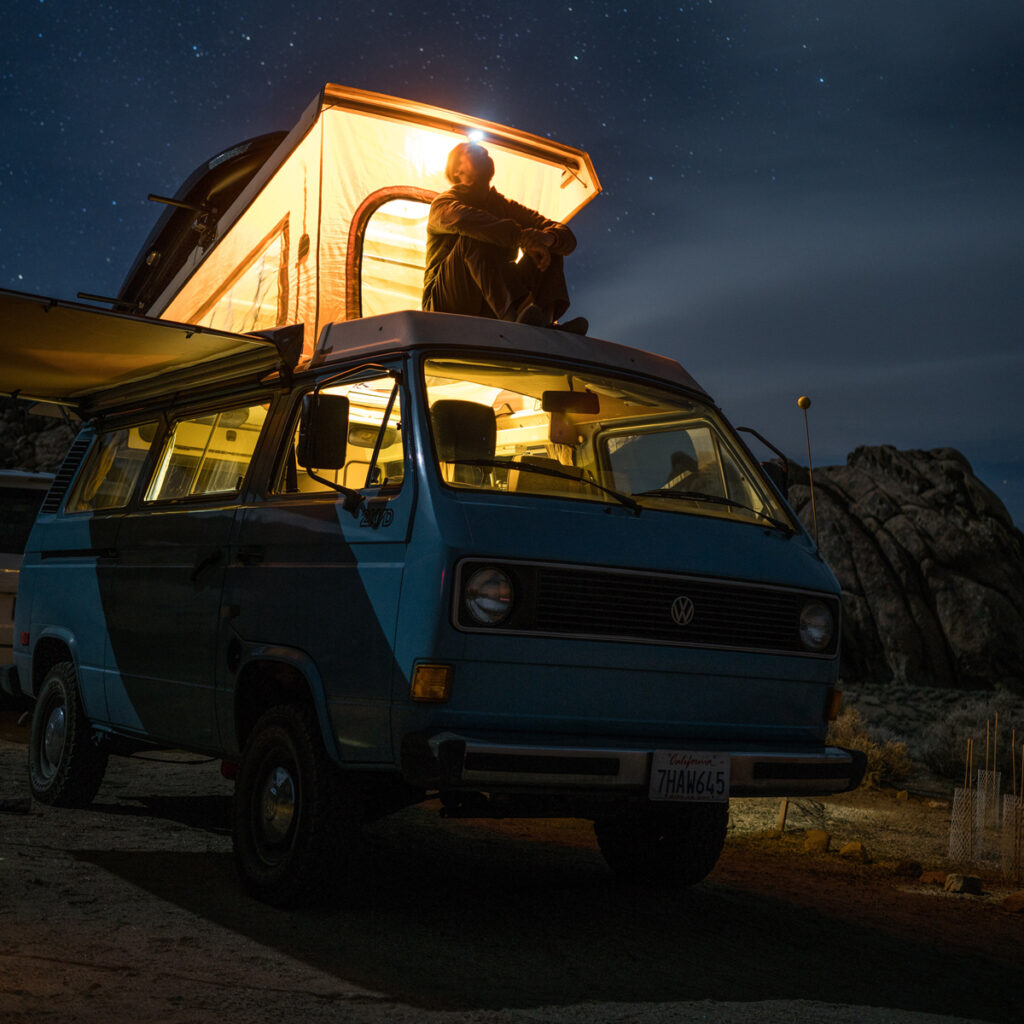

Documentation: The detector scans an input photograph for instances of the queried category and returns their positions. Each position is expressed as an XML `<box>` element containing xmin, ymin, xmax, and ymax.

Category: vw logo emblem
<box><xmin>671</xmin><ymin>595</ymin><xmax>695</xmax><ymax>626</ymax></box>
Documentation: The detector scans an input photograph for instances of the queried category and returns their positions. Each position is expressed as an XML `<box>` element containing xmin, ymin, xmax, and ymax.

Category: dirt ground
<box><xmin>1</xmin><ymin>708</ymin><xmax>1022</xmax><ymax>1024</ymax></box>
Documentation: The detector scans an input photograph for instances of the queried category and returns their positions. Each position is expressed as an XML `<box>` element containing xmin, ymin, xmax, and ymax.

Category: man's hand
<box><xmin>519</xmin><ymin>228</ymin><xmax>554</xmax><ymax>271</ymax></box>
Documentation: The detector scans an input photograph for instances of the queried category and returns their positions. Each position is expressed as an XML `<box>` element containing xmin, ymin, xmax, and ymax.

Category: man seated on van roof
<box><xmin>422</xmin><ymin>142</ymin><xmax>588</xmax><ymax>334</ymax></box>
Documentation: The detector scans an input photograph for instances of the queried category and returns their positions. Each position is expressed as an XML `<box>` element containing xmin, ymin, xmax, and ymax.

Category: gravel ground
<box><xmin>1</xmin><ymin>709</ymin><xmax>1021</xmax><ymax>1024</ymax></box>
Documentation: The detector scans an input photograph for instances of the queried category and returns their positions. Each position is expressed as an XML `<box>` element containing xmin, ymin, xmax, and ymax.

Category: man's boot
<box><xmin>514</xmin><ymin>295</ymin><xmax>549</xmax><ymax>326</ymax></box>
<box><xmin>554</xmin><ymin>317</ymin><xmax>589</xmax><ymax>335</ymax></box>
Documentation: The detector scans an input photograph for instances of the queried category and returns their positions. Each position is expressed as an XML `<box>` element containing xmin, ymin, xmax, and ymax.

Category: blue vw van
<box><xmin>9</xmin><ymin>308</ymin><xmax>863</xmax><ymax>904</ymax></box>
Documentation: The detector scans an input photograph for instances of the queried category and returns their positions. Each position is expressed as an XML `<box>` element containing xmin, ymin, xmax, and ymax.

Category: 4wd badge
<box><xmin>359</xmin><ymin>506</ymin><xmax>394</xmax><ymax>529</ymax></box>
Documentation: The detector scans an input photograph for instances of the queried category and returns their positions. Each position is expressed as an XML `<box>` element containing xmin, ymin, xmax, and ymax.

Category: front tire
<box><xmin>28</xmin><ymin>661</ymin><xmax>108</xmax><ymax>807</ymax></box>
<box><xmin>594</xmin><ymin>802</ymin><xmax>729</xmax><ymax>886</ymax></box>
<box><xmin>232</xmin><ymin>704</ymin><xmax>353</xmax><ymax>907</ymax></box>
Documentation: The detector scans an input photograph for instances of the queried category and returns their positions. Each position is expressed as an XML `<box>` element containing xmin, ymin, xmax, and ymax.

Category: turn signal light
<box><xmin>410</xmin><ymin>664</ymin><xmax>453</xmax><ymax>702</ymax></box>
<box><xmin>825</xmin><ymin>687</ymin><xmax>844</xmax><ymax>722</ymax></box>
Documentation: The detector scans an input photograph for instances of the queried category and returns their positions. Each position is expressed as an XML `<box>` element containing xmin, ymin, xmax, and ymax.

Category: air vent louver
<box><xmin>39</xmin><ymin>434</ymin><xmax>93</xmax><ymax>514</ymax></box>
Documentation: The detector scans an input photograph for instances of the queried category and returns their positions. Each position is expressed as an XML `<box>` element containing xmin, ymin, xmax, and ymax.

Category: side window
<box><xmin>145</xmin><ymin>403</ymin><xmax>268</xmax><ymax>502</ymax></box>
<box><xmin>65</xmin><ymin>423</ymin><xmax>158</xmax><ymax>513</ymax></box>
<box><xmin>273</xmin><ymin>377</ymin><xmax>403</xmax><ymax>495</ymax></box>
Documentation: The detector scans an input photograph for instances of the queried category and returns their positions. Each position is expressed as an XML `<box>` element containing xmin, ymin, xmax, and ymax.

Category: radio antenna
<box><xmin>798</xmin><ymin>395</ymin><xmax>818</xmax><ymax>544</ymax></box>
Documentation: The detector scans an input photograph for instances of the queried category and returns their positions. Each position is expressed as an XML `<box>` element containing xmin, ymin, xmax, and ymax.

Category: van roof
<box><xmin>312</xmin><ymin>312</ymin><xmax>709</xmax><ymax>397</ymax></box>
<box><xmin>0</xmin><ymin>469</ymin><xmax>55</xmax><ymax>489</ymax></box>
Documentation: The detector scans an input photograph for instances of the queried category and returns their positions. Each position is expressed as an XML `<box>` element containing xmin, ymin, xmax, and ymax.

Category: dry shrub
<box><xmin>920</xmin><ymin>695</ymin><xmax>1024</xmax><ymax>783</ymax></box>
<box><xmin>827</xmin><ymin>707</ymin><xmax>914</xmax><ymax>788</ymax></box>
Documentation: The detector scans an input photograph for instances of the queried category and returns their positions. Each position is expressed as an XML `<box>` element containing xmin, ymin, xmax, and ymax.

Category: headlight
<box><xmin>464</xmin><ymin>567</ymin><xmax>513</xmax><ymax>625</ymax></box>
<box><xmin>799</xmin><ymin>600</ymin><xmax>834</xmax><ymax>652</ymax></box>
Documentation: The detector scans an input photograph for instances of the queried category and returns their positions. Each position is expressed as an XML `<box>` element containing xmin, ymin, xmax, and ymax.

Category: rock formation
<box><xmin>0</xmin><ymin>406</ymin><xmax>76</xmax><ymax>475</ymax></box>
<box><xmin>787</xmin><ymin>446</ymin><xmax>1024</xmax><ymax>693</ymax></box>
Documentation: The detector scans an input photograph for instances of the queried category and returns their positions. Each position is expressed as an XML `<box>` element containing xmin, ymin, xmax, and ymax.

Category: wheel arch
<box><xmin>30</xmin><ymin>631</ymin><xmax>78</xmax><ymax>697</ymax></box>
<box><xmin>232</xmin><ymin>647</ymin><xmax>340</xmax><ymax>763</ymax></box>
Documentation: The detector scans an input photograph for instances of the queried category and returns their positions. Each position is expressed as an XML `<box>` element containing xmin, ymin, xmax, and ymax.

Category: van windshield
<box><xmin>423</xmin><ymin>356</ymin><xmax>794</xmax><ymax>530</ymax></box>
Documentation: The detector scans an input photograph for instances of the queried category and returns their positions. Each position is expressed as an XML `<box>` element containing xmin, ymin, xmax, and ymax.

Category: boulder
<box><xmin>0</xmin><ymin>407</ymin><xmax>75</xmax><ymax>474</ymax></box>
<box><xmin>788</xmin><ymin>446</ymin><xmax>1024</xmax><ymax>693</ymax></box>
<box><xmin>802</xmin><ymin>830</ymin><xmax>831</xmax><ymax>854</ymax></box>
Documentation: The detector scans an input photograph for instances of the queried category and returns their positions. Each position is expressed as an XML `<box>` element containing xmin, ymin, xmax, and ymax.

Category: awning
<box><xmin>0</xmin><ymin>288</ymin><xmax>287</xmax><ymax>416</ymax></box>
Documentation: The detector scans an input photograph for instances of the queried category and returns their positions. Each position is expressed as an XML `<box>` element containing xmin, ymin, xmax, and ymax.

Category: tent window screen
<box><xmin>193</xmin><ymin>227</ymin><xmax>287</xmax><ymax>334</ymax></box>
<box><xmin>360</xmin><ymin>198</ymin><xmax>429</xmax><ymax>317</ymax></box>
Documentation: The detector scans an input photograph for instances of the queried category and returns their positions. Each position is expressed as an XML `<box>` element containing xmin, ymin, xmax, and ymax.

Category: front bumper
<box><xmin>402</xmin><ymin>731</ymin><xmax>867</xmax><ymax>800</ymax></box>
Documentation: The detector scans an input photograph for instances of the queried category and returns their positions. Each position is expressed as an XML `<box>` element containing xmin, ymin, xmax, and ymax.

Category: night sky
<box><xmin>3</xmin><ymin>1</ymin><xmax>1022</xmax><ymax>524</ymax></box>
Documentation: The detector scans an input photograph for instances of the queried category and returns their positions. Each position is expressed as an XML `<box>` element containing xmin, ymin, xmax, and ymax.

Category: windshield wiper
<box><xmin>446</xmin><ymin>458</ymin><xmax>642</xmax><ymax>515</ymax></box>
<box><xmin>633</xmin><ymin>489</ymin><xmax>794</xmax><ymax>534</ymax></box>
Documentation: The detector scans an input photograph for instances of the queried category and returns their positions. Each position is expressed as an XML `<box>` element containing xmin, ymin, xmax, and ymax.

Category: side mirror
<box><xmin>297</xmin><ymin>393</ymin><xmax>349</xmax><ymax>469</ymax></box>
<box><xmin>761</xmin><ymin>459</ymin><xmax>789</xmax><ymax>499</ymax></box>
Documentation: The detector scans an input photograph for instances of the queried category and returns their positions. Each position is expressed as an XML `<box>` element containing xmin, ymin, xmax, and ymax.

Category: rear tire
<box><xmin>28</xmin><ymin>661</ymin><xmax>108</xmax><ymax>807</ymax></box>
<box><xmin>232</xmin><ymin>703</ymin><xmax>354</xmax><ymax>907</ymax></box>
<box><xmin>594</xmin><ymin>802</ymin><xmax>728</xmax><ymax>886</ymax></box>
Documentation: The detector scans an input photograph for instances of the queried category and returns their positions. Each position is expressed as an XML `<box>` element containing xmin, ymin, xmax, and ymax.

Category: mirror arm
<box><xmin>304</xmin><ymin>469</ymin><xmax>365</xmax><ymax>517</ymax></box>
<box><xmin>736</xmin><ymin>426</ymin><xmax>789</xmax><ymax>464</ymax></box>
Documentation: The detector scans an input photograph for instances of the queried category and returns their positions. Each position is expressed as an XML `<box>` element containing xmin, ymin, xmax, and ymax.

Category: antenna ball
<box><xmin>797</xmin><ymin>396</ymin><xmax>811</xmax><ymax>410</ymax></box>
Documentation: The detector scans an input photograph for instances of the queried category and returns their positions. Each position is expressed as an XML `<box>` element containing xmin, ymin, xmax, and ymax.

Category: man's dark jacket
<box><xmin>423</xmin><ymin>183</ymin><xmax>576</xmax><ymax>310</ymax></box>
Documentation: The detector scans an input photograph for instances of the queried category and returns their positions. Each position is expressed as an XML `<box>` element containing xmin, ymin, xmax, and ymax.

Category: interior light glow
<box><xmin>402</xmin><ymin>127</ymin><xmax>460</xmax><ymax>177</ymax></box>
<box><xmin>467</xmin><ymin>129</ymin><xmax>484</xmax><ymax>142</ymax></box>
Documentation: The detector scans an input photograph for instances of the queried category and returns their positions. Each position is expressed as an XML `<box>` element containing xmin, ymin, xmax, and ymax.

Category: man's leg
<box><xmin>518</xmin><ymin>254</ymin><xmax>571</xmax><ymax>322</ymax></box>
<box><xmin>427</xmin><ymin>237</ymin><xmax>527</xmax><ymax>319</ymax></box>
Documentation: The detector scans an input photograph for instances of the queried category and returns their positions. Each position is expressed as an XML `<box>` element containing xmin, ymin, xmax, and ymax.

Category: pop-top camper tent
<box><xmin>142</xmin><ymin>84</ymin><xmax>602</xmax><ymax>358</ymax></box>
<box><xmin>0</xmin><ymin>85</ymin><xmax>601</xmax><ymax>411</ymax></box>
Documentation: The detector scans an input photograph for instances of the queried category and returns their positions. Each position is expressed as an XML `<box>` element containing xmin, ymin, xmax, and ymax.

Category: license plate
<box><xmin>649</xmin><ymin>751</ymin><xmax>730</xmax><ymax>802</ymax></box>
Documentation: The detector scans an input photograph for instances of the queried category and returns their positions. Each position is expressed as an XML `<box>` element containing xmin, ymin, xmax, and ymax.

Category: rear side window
<box><xmin>145</xmin><ymin>403</ymin><xmax>267</xmax><ymax>502</ymax></box>
<box><xmin>66</xmin><ymin>423</ymin><xmax>158</xmax><ymax>513</ymax></box>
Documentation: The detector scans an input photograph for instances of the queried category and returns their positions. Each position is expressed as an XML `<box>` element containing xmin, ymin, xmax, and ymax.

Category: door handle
<box><xmin>190</xmin><ymin>548</ymin><xmax>224</xmax><ymax>583</ymax></box>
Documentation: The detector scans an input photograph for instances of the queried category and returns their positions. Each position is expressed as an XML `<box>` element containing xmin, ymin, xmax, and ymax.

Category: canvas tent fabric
<box><xmin>151</xmin><ymin>85</ymin><xmax>601</xmax><ymax>357</ymax></box>
<box><xmin>0</xmin><ymin>288</ymin><xmax>281</xmax><ymax>415</ymax></box>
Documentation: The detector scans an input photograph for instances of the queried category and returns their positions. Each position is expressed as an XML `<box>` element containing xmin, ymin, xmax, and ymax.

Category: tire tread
<box><xmin>28</xmin><ymin>661</ymin><xmax>108</xmax><ymax>808</ymax></box>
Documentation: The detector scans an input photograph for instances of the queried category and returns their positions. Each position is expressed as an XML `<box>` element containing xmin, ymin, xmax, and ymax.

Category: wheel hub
<box><xmin>259</xmin><ymin>765</ymin><xmax>296</xmax><ymax>845</ymax></box>
<box><xmin>41</xmin><ymin>705</ymin><xmax>67</xmax><ymax>777</ymax></box>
